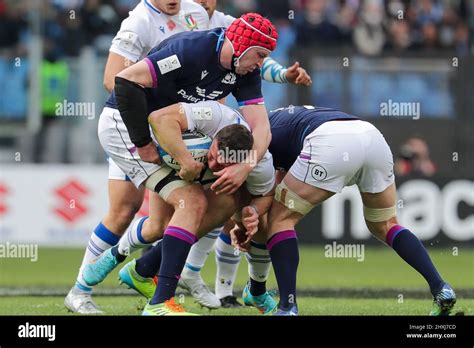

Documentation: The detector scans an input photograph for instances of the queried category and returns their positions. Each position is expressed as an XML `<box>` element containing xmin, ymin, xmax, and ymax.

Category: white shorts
<box><xmin>98</xmin><ymin>107</ymin><xmax>161</xmax><ymax>187</ymax></box>
<box><xmin>289</xmin><ymin>120</ymin><xmax>395</xmax><ymax>193</ymax></box>
<box><xmin>98</xmin><ymin>106</ymin><xmax>275</xmax><ymax>195</ymax></box>
<box><xmin>107</xmin><ymin>156</ymin><xmax>129</xmax><ymax>181</ymax></box>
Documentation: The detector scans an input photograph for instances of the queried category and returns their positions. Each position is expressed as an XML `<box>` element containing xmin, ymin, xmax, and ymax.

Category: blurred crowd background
<box><xmin>0</xmin><ymin>0</ymin><xmax>472</xmax><ymax>176</ymax></box>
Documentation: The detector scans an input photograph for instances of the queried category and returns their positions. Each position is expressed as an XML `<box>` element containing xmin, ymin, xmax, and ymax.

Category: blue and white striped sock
<box><xmin>246</xmin><ymin>241</ymin><xmax>271</xmax><ymax>296</ymax></box>
<box><xmin>117</xmin><ymin>216</ymin><xmax>152</xmax><ymax>256</ymax></box>
<box><xmin>215</xmin><ymin>232</ymin><xmax>241</xmax><ymax>299</ymax></box>
<box><xmin>182</xmin><ymin>228</ymin><xmax>220</xmax><ymax>279</ymax></box>
<box><xmin>75</xmin><ymin>222</ymin><xmax>120</xmax><ymax>293</ymax></box>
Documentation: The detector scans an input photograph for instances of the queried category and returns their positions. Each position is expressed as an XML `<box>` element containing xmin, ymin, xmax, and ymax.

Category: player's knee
<box><xmin>147</xmin><ymin>218</ymin><xmax>168</xmax><ymax>238</ymax></box>
<box><xmin>366</xmin><ymin>216</ymin><xmax>399</xmax><ymax>242</ymax></box>
<box><xmin>105</xmin><ymin>207</ymin><xmax>138</xmax><ymax>232</ymax></box>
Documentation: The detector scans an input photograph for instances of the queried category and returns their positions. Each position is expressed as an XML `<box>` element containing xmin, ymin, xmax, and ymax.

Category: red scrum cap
<box><xmin>225</xmin><ymin>13</ymin><xmax>278</xmax><ymax>59</ymax></box>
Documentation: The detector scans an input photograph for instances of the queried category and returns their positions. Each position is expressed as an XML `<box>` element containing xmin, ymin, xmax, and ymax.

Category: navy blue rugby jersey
<box><xmin>269</xmin><ymin>105</ymin><xmax>359</xmax><ymax>171</ymax></box>
<box><xmin>105</xmin><ymin>28</ymin><xmax>264</xmax><ymax>112</ymax></box>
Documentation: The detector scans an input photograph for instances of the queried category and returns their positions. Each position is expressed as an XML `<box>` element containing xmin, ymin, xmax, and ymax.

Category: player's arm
<box><xmin>104</xmin><ymin>16</ymin><xmax>148</xmax><ymax>92</ymax></box>
<box><xmin>232</xmin><ymin>191</ymin><xmax>275</xmax><ymax>251</ymax></box>
<box><xmin>114</xmin><ymin>60</ymin><xmax>154</xmax><ymax>148</ymax></box>
<box><xmin>261</xmin><ymin>57</ymin><xmax>312</xmax><ymax>86</ymax></box>
<box><xmin>103</xmin><ymin>52</ymin><xmax>134</xmax><ymax>93</ymax></box>
<box><xmin>148</xmin><ymin>104</ymin><xmax>203</xmax><ymax>181</ymax></box>
<box><xmin>115</xmin><ymin>47</ymin><xmax>181</xmax><ymax>163</ymax></box>
<box><xmin>240</xmin><ymin>104</ymin><xmax>271</xmax><ymax>163</ymax></box>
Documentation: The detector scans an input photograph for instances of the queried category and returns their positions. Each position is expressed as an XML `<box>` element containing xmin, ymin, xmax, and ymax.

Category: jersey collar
<box><xmin>144</xmin><ymin>0</ymin><xmax>161</xmax><ymax>15</ymax></box>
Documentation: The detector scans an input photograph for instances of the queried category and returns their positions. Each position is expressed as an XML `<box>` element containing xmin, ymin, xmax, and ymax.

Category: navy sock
<box><xmin>387</xmin><ymin>225</ymin><xmax>445</xmax><ymax>295</ymax></box>
<box><xmin>135</xmin><ymin>239</ymin><xmax>163</xmax><ymax>278</ymax></box>
<box><xmin>150</xmin><ymin>226</ymin><xmax>197</xmax><ymax>305</ymax></box>
<box><xmin>110</xmin><ymin>245</ymin><xmax>126</xmax><ymax>263</ymax></box>
<box><xmin>267</xmin><ymin>230</ymin><xmax>299</xmax><ymax>309</ymax></box>
<box><xmin>248</xmin><ymin>278</ymin><xmax>266</xmax><ymax>297</ymax></box>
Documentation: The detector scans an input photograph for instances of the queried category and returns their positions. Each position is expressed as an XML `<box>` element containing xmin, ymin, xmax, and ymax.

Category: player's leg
<box><xmin>176</xmin><ymin>189</ymin><xmax>237</xmax><ymax>309</ymax></box>
<box><xmin>178</xmin><ymin>227</ymin><xmax>222</xmax><ymax>308</ymax></box>
<box><xmin>144</xmin><ymin>185</ymin><xmax>236</xmax><ymax>315</ymax></box>
<box><xmin>357</xmin><ymin>125</ymin><xmax>456</xmax><ymax>315</ymax></box>
<box><xmin>65</xmin><ymin>170</ymin><xmax>144</xmax><ymax>314</ymax></box>
<box><xmin>143</xmin><ymin>183</ymin><xmax>208</xmax><ymax>315</ymax></box>
<box><xmin>268</xmin><ymin>173</ymin><xmax>334</xmax><ymax>315</ymax></box>
<box><xmin>214</xmin><ymin>219</ymin><xmax>243</xmax><ymax>307</ymax></box>
<box><xmin>241</xmin><ymin>215</ymin><xmax>277</xmax><ymax>314</ymax></box>
<box><xmin>81</xmin><ymin>114</ymin><xmax>172</xmax><ymax>287</ymax></box>
<box><xmin>120</xmin><ymin>176</ymin><xmax>236</xmax><ymax>309</ymax></box>
<box><xmin>117</xmin><ymin>192</ymin><xmax>176</xmax><ymax>299</ymax></box>
<box><xmin>360</xmin><ymin>184</ymin><xmax>456</xmax><ymax>315</ymax></box>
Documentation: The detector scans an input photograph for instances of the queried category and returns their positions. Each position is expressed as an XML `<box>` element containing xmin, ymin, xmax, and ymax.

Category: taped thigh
<box><xmin>274</xmin><ymin>180</ymin><xmax>314</xmax><ymax>215</ymax></box>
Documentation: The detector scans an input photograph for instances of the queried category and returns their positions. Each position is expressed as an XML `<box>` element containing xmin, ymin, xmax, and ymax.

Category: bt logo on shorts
<box><xmin>311</xmin><ymin>165</ymin><xmax>327</xmax><ymax>181</ymax></box>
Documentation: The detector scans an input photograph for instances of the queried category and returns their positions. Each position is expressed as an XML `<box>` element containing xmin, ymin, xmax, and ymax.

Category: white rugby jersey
<box><xmin>109</xmin><ymin>0</ymin><xmax>210</xmax><ymax>62</ymax></box>
<box><xmin>208</xmin><ymin>9</ymin><xmax>234</xmax><ymax>28</ymax></box>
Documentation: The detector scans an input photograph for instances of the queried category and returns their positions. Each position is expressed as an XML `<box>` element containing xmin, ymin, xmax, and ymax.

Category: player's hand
<box><xmin>242</xmin><ymin>205</ymin><xmax>259</xmax><ymax>237</ymax></box>
<box><xmin>211</xmin><ymin>163</ymin><xmax>252</xmax><ymax>195</ymax></box>
<box><xmin>137</xmin><ymin>142</ymin><xmax>161</xmax><ymax>164</ymax></box>
<box><xmin>179</xmin><ymin>159</ymin><xmax>204</xmax><ymax>182</ymax></box>
<box><xmin>285</xmin><ymin>62</ymin><xmax>312</xmax><ymax>87</ymax></box>
<box><xmin>230</xmin><ymin>224</ymin><xmax>251</xmax><ymax>252</ymax></box>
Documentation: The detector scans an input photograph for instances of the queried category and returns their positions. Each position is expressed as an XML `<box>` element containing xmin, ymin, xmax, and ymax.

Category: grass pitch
<box><xmin>0</xmin><ymin>246</ymin><xmax>472</xmax><ymax>315</ymax></box>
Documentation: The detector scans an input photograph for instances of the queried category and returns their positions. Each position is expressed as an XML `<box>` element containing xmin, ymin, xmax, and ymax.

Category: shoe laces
<box><xmin>165</xmin><ymin>298</ymin><xmax>185</xmax><ymax>312</ymax></box>
<box><xmin>78</xmin><ymin>297</ymin><xmax>99</xmax><ymax>312</ymax></box>
<box><xmin>193</xmin><ymin>282</ymin><xmax>213</xmax><ymax>296</ymax></box>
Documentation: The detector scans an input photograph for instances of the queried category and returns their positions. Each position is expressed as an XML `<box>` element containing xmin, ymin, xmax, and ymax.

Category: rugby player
<box><xmin>81</xmin><ymin>13</ymin><xmax>280</xmax><ymax>315</ymax></box>
<box><xmin>65</xmin><ymin>0</ymin><xmax>210</xmax><ymax>314</ymax></box>
<box><xmin>65</xmin><ymin>0</ymin><xmax>311</xmax><ymax>313</ymax></box>
<box><xmin>181</xmin><ymin>0</ymin><xmax>311</xmax><ymax>308</ymax></box>
<box><xmin>239</xmin><ymin>105</ymin><xmax>457</xmax><ymax>316</ymax></box>
<box><xmin>88</xmin><ymin>100</ymin><xmax>277</xmax><ymax>315</ymax></box>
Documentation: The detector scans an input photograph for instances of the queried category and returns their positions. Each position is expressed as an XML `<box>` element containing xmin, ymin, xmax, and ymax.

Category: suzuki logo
<box><xmin>53</xmin><ymin>179</ymin><xmax>89</xmax><ymax>223</ymax></box>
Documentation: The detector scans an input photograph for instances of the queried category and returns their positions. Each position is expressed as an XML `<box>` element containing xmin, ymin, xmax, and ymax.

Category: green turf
<box><xmin>0</xmin><ymin>296</ymin><xmax>472</xmax><ymax>316</ymax></box>
<box><xmin>0</xmin><ymin>246</ymin><xmax>472</xmax><ymax>315</ymax></box>
<box><xmin>0</xmin><ymin>246</ymin><xmax>472</xmax><ymax>290</ymax></box>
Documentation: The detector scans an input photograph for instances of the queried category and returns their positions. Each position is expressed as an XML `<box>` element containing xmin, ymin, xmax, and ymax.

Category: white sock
<box><xmin>117</xmin><ymin>216</ymin><xmax>153</xmax><ymax>256</ymax></box>
<box><xmin>74</xmin><ymin>222</ymin><xmax>121</xmax><ymax>294</ymax></box>
<box><xmin>246</xmin><ymin>241</ymin><xmax>271</xmax><ymax>283</ymax></box>
<box><xmin>215</xmin><ymin>232</ymin><xmax>241</xmax><ymax>299</ymax></box>
<box><xmin>182</xmin><ymin>228</ymin><xmax>220</xmax><ymax>279</ymax></box>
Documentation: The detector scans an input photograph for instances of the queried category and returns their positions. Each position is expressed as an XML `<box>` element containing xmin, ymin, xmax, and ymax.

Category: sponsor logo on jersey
<box><xmin>185</xmin><ymin>14</ymin><xmax>198</xmax><ymax>30</ymax></box>
<box><xmin>157</xmin><ymin>54</ymin><xmax>181</xmax><ymax>74</ymax></box>
<box><xmin>177</xmin><ymin>89</ymin><xmax>201</xmax><ymax>103</ymax></box>
<box><xmin>221</xmin><ymin>72</ymin><xmax>236</xmax><ymax>85</ymax></box>
<box><xmin>118</xmin><ymin>30</ymin><xmax>138</xmax><ymax>50</ymax></box>
<box><xmin>177</xmin><ymin>88</ymin><xmax>224</xmax><ymax>102</ymax></box>
<box><xmin>192</xmin><ymin>107</ymin><xmax>213</xmax><ymax>120</ymax></box>
<box><xmin>201</xmin><ymin>70</ymin><xmax>209</xmax><ymax>80</ymax></box>
<box><xmin>159</xmin><ymin>25</ymin><xmax>165</xmax><ymax>33</ymax></box>
<box><xmin>195</xmin><ymin>87</ymin><xmax>223</xmax><ymax>100</ymax></box>
<box><xmin>167</xmin><ymin>20</ymin><xmax>176</xmax><ymax>31</ymax></box>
